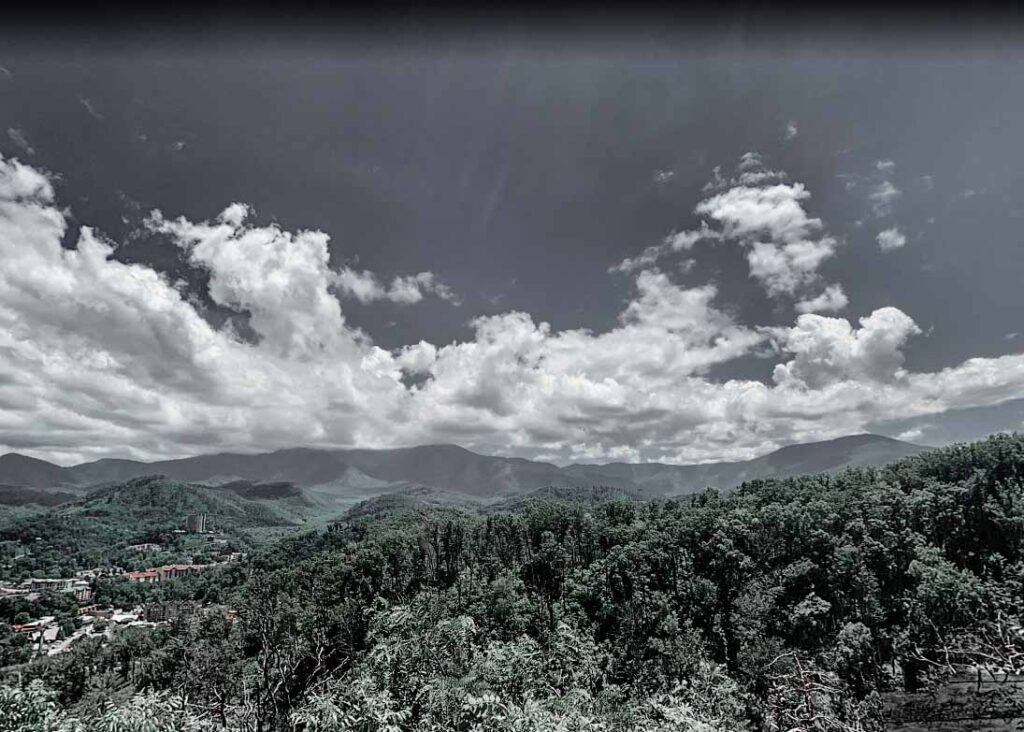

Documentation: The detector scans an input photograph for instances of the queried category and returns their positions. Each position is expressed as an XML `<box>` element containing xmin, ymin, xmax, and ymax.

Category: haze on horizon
<box><xmin>1</xmin><ymin>20</ymin><xmax>1023</xmax><ymax>467</ymax></box>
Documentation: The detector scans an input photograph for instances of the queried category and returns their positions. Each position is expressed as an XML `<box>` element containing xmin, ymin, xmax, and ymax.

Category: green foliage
<box><xmin>2</xmin><ymin>433</ymin><xmax>1024</xmax><ymax>730</ymax></box>
<box><xmin>0</xmin><ymin>680</ymin><xmax>219</xmax><ymax>731</ymax></box>
<box><xmin>290</xmin><ymin>601</ymin><xmax>746</xmax><ymax>731</ymax></box>
<box><xmin>0</xmin><ymin>679</ymin><xmax>74</xmax><ymax>731</ymax></box>
<box><xmin>0</xmin><ymin>476</ymin><xmax>311</xmax><ymax>582</ymax></box>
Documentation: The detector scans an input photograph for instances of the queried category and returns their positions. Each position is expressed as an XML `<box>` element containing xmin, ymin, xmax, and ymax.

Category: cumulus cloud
<box><xmin>702</xmin><ymin>157</ymin><xmax>789</xmax><ymax>193</ymax></box>
<box><xmin>696</xmin><ymin>180</ymin><xmax>836</xmax><ymax>297</ymax></box>
<box><xmin>334</xmin><ymin>268</ymin><xmax>458</xmax><ymax>305</ymax></box>
<box><xmin>795</xmin><ymin>284</ymin><xmax>849</xmax><ymax>314</ymax></box>
<box><xmin>876</xmin><ymin>227</ymin><xmax>907</xmax><ymax>252</ymax></box>
<box><xmin>147</xmin><ymin>206</ymin><xmax>373</xmax><ymax>360</ymax></box>
<box><xmin>0</xmin><ymin>159</ymin><xmax>417</xmax><ymax>459</ymax></box>
<box><xmin>394</xmin><ymin>271</ymin><xmax>766</xmax><ymax>458</ymax></box>
<box><xmin>615</xmin><ymin>155</ymin><xmax>835</xmax><ymax>301</ymax></box>
<box><xmin>2</xmin><ymin>154</ymin><xmax>1024</xmax><ymax>466</ymax></box>
<box><xmin>785</xmin><ymin>121</ymin><xmax>798</xmax><ymax>141</ymax></box>
<box><xmin>769</xmin><ymin>308</ymin><xmax>921</xmax><ymax>389</ymax></box>
<box><xmin>151</xmin><ymin>203</ymin><xmax>457</xmax><ymax>339</ymax></box>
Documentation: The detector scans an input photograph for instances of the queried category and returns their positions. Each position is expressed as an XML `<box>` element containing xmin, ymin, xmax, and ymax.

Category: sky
<box><xmin>1</xmin><ymin>20</ymin><xmax>1023</xmax><ymax>465</ymax></box>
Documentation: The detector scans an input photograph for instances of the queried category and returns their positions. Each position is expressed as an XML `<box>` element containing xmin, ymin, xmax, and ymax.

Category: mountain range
<box><xmin>0</xmin><ymin>433</ymin><xmax>928</xmax><ymax>504</ymax></box>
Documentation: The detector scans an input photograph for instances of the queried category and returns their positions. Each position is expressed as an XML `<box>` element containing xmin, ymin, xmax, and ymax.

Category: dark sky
<box><xmin>1</xmin><ymin>19</ymin><xmax>1023</xmax><ymax>462</ymax></box>
<box><xmin>4</xmin><ymin>40</ymin><xmax>1022</xmax><ymax>358</ymax></box>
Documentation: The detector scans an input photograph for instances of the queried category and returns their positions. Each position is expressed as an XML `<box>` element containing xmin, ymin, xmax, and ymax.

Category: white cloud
<box><xmin>389</xmin><ymin>272</ymin><xmax>459</xmax><ymax>305</ymax></box>
<box><xmin>769</xmin><ymin>308</ymin><xmax>921</xmax><ymax>389</ymax></box>
<box><xmin>218</xmin><ymin>203</ymin><xmax>249</xmax><ymax>226</ymax></box>
<box><xmin>869</xmin><ymin>180</ymin><xmax>901</xmax><ymax>217</ymax></box>
<box><xmin>6</xmin><ymin>129</ymin><xmax>34</xmax><ymax>156</ymax></box>
<box><xmin>738</xmin><ymin>152</ymin><xmax>763</xmax><ymax>170</ymax></box>
<box><xmin>395</xmin><ymin>271</ymin><xmax>766</xmax><ymax>457</ymax></box>
<box><xmin>896</xmin><ymin>426</ymin><xmax>925</xmax><ymax>442</ymax></box>
<box><xmin>152</xmin><ymin>201</ymin><xmax>457</xmax><ymax>315</ymax></box>
<box><xmin>876</xmin><ymin>227</ymin><xmax>907</xmax><ymax>252</ymax></box>
<box><xmin>785</xmin><ymin>121</ymin><xmax>798</xmax><ymax>141</ymax></box>
<box><xmin>696</xmin><ymin>180</ymin><xmax>837</xmax><ymax>297</ymax></box>
<box><xmin>332</xmin><ymin>268</ymin><xmax>386</xmax><ymax>304</ymax></box>
<box><xmin>2</xmin><ymin>154</ymin><xmax>1024</xmax><ymax>466</ymax></box>
<box><xmin>841</xmin><ymin>160</ymin><xmax>902</xmax><ymax>219</ymax></box>
<box><xmin>795</xmin><ymin>284</ymin><xmax>849</xmax><ymax>314</ymax></box>
<box><xmin>616</xmin><ymin>156</ymin><xmax>835</xmax><ymax>300</ymax></box>
<box><xmin>703</xmin><ymin>158</ymin><xmax>788</xmax><ymax>193</ymax></box>
<box><xmin>610</xmin><ymin>223</ymin><xmax>716</xmax><ymax>273</ymax></box>
<box><xmin>147</xmin><ymin>207</ymin><xmax>357</xmax><ymax>359</ymax></box>
<box><xmin>79</xmin><ymin>97</ymin><xmax>103</xmax><ymax>120</ymax></box>
<box><xmin>334</xmin><ymin>268</ymin><xmax>459</xmax><ymax>305</ymax></box>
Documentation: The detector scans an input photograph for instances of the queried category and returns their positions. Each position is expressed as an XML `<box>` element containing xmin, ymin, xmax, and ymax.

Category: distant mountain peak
<box><xmin>784</xmin><ymin>433</ymin><xmax>917</xmax><ymax>448</ymax></box>
<box><xmin>0</xmin><ymin>452</ymin><xmax>75</xmax><ymax>488</ymax></box>
<box><xmin>0</xmin><ymin>434</ymin><xmax>930</xmax><ymax>500</ymax></box>
<box><xmin>0</xmin><ymin>452</ymin><xmax>54</xmax><ymax>466</ymax></box>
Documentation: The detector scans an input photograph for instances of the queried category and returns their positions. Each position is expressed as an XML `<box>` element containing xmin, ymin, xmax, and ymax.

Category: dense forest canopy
<box><xmin>1</xmin><ymin>434</ymin><xmax>1023</xmax><ymax>730</ymax></box>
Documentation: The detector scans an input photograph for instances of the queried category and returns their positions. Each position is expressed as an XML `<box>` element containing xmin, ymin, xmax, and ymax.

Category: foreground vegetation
<box><xmin>2</xmin><ymin>434</ymin><xmax>1024</xmax><ymax>730</ymax></box>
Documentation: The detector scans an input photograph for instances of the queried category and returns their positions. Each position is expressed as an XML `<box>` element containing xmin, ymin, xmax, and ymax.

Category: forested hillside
<box><xmin>0</xmin><ymin>477</ymin><xmax>318</xmax><ymax>579</ymax></box>
<box><xmin>2</xmin><ymin>434</ymin><xmax>1023</xmax><ymax>731</ymax></box>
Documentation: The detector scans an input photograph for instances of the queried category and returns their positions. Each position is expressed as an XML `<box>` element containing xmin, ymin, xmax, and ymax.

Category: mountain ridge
<box><xmin>0</xmin><ymin>433</ymin><xmax>929</xmax><ymax>502</ymax></box>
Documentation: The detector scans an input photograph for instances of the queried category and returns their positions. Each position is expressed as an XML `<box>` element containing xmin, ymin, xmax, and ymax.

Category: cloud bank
<box><xmin>1</xmin><ymin>153</ymin><xmax>1023</xmax><ymax>466</ymax></box>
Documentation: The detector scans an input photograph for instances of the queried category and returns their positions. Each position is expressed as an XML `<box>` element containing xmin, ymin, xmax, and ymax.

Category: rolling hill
<box><xmin>0</xmin><ymin>484</ymin><xmax>77</xmax><ymax>507</ymax></box>
<box><xmin>0</xmin><ymin>453</ymin><xmax>76</xmax><ymax>489</ymax></box>
<box><xmin>0</xmin><ymin>476</ymin><xmax>326</xmax><ymax>578</ymax></box>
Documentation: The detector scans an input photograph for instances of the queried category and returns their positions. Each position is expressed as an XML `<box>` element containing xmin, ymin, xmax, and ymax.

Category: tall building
<box><xmin>185</xmin><ymin>513</ymin><xmax>208</xmax><ymax>533</ymax></box>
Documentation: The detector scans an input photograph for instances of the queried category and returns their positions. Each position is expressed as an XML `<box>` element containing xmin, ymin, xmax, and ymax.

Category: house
<box><xmin>71</xmin><ymin>581</ymin><xmax>93</xmax><ymax>603</ymax></box>
<box><xmin>157</xmin><ymin>564</ymin><xmax>203</xmax><ymax>581</ymax></box>
<box><xmin>125</xmin><ymin>563</ymin><xmax>211</xmax><ymax>583</ymax></box>
<box><xmin>143</xmin><ymin>601</ymin><xmax>197</xmax><ymax>623</ymax></box>
<box><xmin>80</xmin><ymin>606</ymin><xmax>113</xmax><ymax>619</ymax></box>
<box><xmin>29</xmin><ymin>577</ymin><xmax>75</xmax><ymax>592</ymax></box>
<box><xmin>13</xmin><ymin>615</ymin><xmax>56</xmax><ymax>635</ymax></box>
<box><xmin>126</xmin><ymin>569</ymin><xmax>160</xmax><ymax>583</ymax></box>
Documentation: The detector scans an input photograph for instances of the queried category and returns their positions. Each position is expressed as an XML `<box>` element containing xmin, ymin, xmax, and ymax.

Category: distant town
<box><xmin>0</xmin><ymin>512</ymin><xmax>243</xmax><ymax>660</ymax></box>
